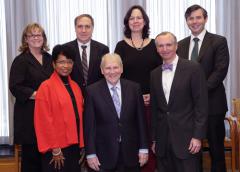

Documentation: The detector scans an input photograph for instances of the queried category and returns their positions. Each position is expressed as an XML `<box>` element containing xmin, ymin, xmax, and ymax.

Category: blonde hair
<box><xmin>18</xmin><ymin>23</ymin><xmax>49</xmax><ymax>52</ymax></box>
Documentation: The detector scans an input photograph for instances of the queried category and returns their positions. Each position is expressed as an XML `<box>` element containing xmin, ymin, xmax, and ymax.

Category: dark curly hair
<box><xmin>124</xmin><ymin>5</ymin><xmax>150</xmax><ymax>39</ymax></box>
<box><xmin>52</xmin><ymin>44</ymin><xmax>76</xmax><ymax>63</ymax></box>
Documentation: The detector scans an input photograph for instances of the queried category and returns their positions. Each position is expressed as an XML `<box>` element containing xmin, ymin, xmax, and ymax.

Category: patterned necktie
<box><xmin>162</xmin><ymin>63</ymin><xmax>173</xmax><ymax>71</ymax></box>
<box><xmin>191</xmin><ymin>37</ymin><xmax>200</xmax><ymax>61</ymax></box>
<box><xmin>81</xmin><ymin>45</ymin><xmax>88</xmax><ymax>83</ymax></box>
<box><xmin>111</xmin><ymin>86</ymin><xmax>121</xmax><ymax>117</ymax></box>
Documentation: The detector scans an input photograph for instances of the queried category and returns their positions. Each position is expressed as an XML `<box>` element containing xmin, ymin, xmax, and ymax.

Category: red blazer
<box><xmin>34</xmin><ymin>71</ymin><xmax>84</xmax><ymax>153</ymax></box>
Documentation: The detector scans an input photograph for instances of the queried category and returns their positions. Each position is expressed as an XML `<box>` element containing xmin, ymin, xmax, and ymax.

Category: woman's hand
<box><xmin>50</xmin><ymin>148</ymin><xmax>65</xmax><ymax>170</ymax></box>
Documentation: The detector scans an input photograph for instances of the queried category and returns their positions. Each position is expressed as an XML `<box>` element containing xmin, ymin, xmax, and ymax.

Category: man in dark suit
<box><xmin>151</xmin><ymin>32</ymin><xmax>208</xmax><ymax>172</ymax></box>
<box><xmin>64</xmin><ymin>14</ymin><xmax>109</xmax><ymax>94</ymax></box>
<box><xmin>177</xmin><ymin>5</ymin><xmax>230</xmax><ymax>172</ymax></box>
<box><xmin>84</xmin><ymin>53</ymin><xmax>149</xmax><ymax>172</ymax></box>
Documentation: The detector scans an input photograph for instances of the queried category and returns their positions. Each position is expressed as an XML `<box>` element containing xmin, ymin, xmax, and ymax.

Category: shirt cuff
<box><xmin>86</xmin><ymin>154</ymin><xmax>97</xmax><ymax>159</ymax></box>
<box><xmin>139</xmin><ymin>149</ymin><xmax>148</xmax><ymax>154</ymax></box>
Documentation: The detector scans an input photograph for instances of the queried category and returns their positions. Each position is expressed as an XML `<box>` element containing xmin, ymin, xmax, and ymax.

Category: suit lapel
<box><xmin>73</xmin><ymin>40</ymin><xmax>84</xmax><ymax>78</ymax></box>
<box><xmin>119</xmin><ymin>79</ymin><xmax>127</xmax><ymax>119</ymax></box>
<box><xmin>26</xmin><ymin>52</ymin><xmax>50</xmax><ymax>77</ymax></box>
<box><xmin>198</xmin><ymin>32</ymin><xmax>211</xmax><ymax>62</ymax></box>
<box><xmin>100</xmin><ymin>80</ymin><xmax>120</xmax><ymax>119</ymax></box>
<box><xmin>182</xmin><ymin>37</ymin><xmax>191</xmax><ymax>59</ymax></box>
<box><xmin>168</xmin><ymin>59</ymin><xmax>183</xmax><ymax>106</ymax></box>
<box><xmin>88</xmin><ymin>40</ymin><xmax>98</xmax><ymax>80</ymax></box>
<box><xmin>158</xmin><ymin>67</ymin><xmax>168</xmax><ymax>105</ymax></box>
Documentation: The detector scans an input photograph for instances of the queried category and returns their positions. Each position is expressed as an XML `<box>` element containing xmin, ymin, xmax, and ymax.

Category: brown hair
<box><xmin>74</xmin><ymin>14</ymin><xmax>94</xmax><ymax>27</ymax></box>
<box><xmin>18</xmin><ymin>23</ymin><xmax>49</xmax><ymax>52</ymax></box>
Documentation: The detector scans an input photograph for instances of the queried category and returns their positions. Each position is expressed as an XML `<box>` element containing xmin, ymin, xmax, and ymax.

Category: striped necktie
<box><xmin>81</xmin><ymin>45</ymin><xmax>88</xmax><ymax>83</ymax></box>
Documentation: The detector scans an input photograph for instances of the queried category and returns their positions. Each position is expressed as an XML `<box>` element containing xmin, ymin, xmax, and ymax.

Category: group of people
<box><xmin>9</xmin><ymin>4</ymin><xmax>229</xmax><ymax>172</ymax></box>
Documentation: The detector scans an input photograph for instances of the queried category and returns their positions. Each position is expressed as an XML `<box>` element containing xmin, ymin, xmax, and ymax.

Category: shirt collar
<box><xmin>107</xmin><ymin>80</ymin><xmax>121</xmax><ymax>90</ymax></box>
<box><xmin>191</xmin><ymin>29</ymin><xmax>206</xmax><ymax>42</ymax></box>
<box><xmin>77</xmin><ymin>40</ymin><xmax>91</xmax><ymax>47</ymax></box>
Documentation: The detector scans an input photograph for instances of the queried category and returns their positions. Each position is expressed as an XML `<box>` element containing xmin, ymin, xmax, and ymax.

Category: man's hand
<box><xmin>87</xmin><ymin>156</ymin><xmax>101</xmax><ymax>171</ymax></box>
<box><xmin>188</xmin><ymin>138</ymin><xmax>201</xmax><ymax>154</ymax></box>
<box><xmin>139</xmin><ymin>153</ymin><xmax>149</xmax><ymax>167</ymax></box>
<box><xmin>151</xmin><ymin>142</ymin><xmax>156</xmax><ymax>154</ymax></box>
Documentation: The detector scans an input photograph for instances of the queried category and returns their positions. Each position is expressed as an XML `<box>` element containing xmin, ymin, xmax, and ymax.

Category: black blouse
<box><xmin>115</xmin><ymin>39</ymin><xmax>162</xmax><ymax>94</ymax></box>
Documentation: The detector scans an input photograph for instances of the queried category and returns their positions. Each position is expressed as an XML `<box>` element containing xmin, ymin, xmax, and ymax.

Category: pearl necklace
<box><xmin>131</xmin><ymin>38</ymin><xmax>144</xmax><ymax>51</ymax></box>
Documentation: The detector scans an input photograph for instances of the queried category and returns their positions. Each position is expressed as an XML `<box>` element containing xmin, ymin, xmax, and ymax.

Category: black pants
<box><xmin>41</xmin><ymin>145</ymin><xmax>81</xmax><ymax>172</ymax></box>
<box><xmin>207</xmin><ymin>115</ymin><xmax>226</xmax><ymax>172</ymax></box>
<box><xmin>88</xmin><ymin>143</ymin><xmax>140</xmax><ymax>172</ymax></box>
<box><xmin>21</xmin><ymin>144</ymin><xmax>42</xmax><ymax>172</ymax></box>
<box><xmin>156</xmin><ymin>135</ymin><xmax>200</xmax><ymax>172</ymax></box>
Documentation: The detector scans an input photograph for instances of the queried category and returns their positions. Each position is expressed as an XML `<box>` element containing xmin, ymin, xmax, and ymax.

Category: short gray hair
<box><xmin>155</xmin><ymin>31</ymin><xmax>177</xmax><ymax>45</ymax></box>
<box><xmin>100</xmin><ymin>53</ymin><xmax>123</xmax><ymax>69</ymax></box>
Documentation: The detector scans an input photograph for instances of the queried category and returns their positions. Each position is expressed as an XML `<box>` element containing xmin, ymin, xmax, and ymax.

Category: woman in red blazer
<box><xmin>34</xmin><ymin>44</ymin><xmax>84</xmax><ymax>172</ymax></box>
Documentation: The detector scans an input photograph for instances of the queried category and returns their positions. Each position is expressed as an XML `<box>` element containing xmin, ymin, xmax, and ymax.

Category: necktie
<box><xmin>191</xmin><ymin>37</ymin><xmax>199</xmax><ymax>61</ymax></box>
<box><xmin>111</xmin><ymin>86</ymin><xmax>121</xmax><ymax>117</ymax></box>
<box><xmin>162</xmin><ymin>63</ymin><xmax>173</xmax><ymax>71</ymax></box>
<box><xmin>81</xmin><ymin>45</ymin><xmax>88</xmax><ymax>83</ymax></box>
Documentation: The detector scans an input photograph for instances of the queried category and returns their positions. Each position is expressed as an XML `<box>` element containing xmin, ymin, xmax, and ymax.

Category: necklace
<box><xmin>131</xmin><ymin>38</ymin><xmax>144</xmax><ymax>51</ymax></box>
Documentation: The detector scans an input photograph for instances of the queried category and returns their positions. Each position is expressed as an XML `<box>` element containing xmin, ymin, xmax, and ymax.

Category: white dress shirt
<box><xmin>188</xmin><ymin>29</ymin><xmax>207</xmax><ymax>60</ymax></box>
<box><xmin>77</xmin><ymin>40</ymin><xmax>91</xmax><ymax>66</ymax></box>
<box><xmin>162</xmin><ymin>56</ymin><xmax>179</xmax><ymax>103</ymax></box>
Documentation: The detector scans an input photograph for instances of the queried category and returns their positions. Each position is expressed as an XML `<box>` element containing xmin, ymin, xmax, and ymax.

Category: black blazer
<box><xmin>84</xmin><ymin>79</ymin><xmax>148</xmax><ymax>169</ymax></box>
<box><xmin>64</xmin><ymin>39</ymin><xmax>109</xmax><ymax>95</ymax></box>
<box><xmin>150</xmin><ymin>58</ymin><xmax>208</xmax><ymax>159</ymax></box>
<box><xmin>9</xmin><ymin>51</ymin><xmax>53</xmax><ymax>144</ymax></box>
<box><xmin>177</xmin><ymin>32</ymin><xmax>229</xmax><ymax>115</ymax></box>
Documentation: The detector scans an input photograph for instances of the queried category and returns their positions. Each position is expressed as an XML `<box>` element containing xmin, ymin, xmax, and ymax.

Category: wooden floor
<box><xmin>0</xmin><ymin>150</ymin><xmax>237</xmax><ymax>172</ymax></box>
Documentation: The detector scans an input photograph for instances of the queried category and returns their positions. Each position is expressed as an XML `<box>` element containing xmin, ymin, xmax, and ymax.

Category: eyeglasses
<box><xmin>56</xmin><ymin>60</ymin><xmax>74</xmax><ymax>65</ymax></box>
<box><xmin>27</xmin><ymin>34</ymin><xmax>43</xmax><ymax>39</ymax></box>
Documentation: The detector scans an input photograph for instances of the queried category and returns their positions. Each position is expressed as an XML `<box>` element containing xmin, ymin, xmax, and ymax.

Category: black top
<box><xmin>9</xmin><ymin>51</ymin><xmax>53</xmax><ymax>144</ymax></box>
<box><xmin>115</xmin><ymin>39</ymin><xmax>162</xmax><ymax>94</ymax></box>
<box><xmin>60</xmin><ymin>76</ymin><xmax>80</xmax><ymax>141</ymax></box>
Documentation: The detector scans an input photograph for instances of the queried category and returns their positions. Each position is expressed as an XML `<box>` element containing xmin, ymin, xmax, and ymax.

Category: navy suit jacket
<box><xmin>64</xmin><ymin>39</ymin><xmax>109</xmax><ymax>95</ymax></box>
<box><xmin>177</xmin><ymin>32</ymin><xmax>229</xmax><ymax>115</ymax></box>
<box><xmin>151</xmin><ymin>58</ymin><xmax>208</xmax><ymax>159</ymax></box>
<box><xmin>84</xmin><ymin>79</ymin><xmax>148</xmax><ymax>169</ymax></box>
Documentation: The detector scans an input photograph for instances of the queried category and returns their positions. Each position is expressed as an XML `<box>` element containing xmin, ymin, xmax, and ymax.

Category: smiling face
<box><xmin>75</xmin><ymin>16</ymin><xmax>94</xmax><ymax>44</ymax></box>
<box><xmin>128</xmin><ymin>8</ymin><xmax>145</xmax><ymax>33</ymax></box>
<box><xmin>25</xmin><ymin>28</ymin><xmax>44</xmax><ymax>50</ymax></box>
<box><xmin>53</xmin><ymin>54</ymin><xmax>74</xmax><ymax>77</ymax></box>
<box><xmin>186</xmin><ymin>9</ymin><xmax>208</xmax><ymax>36</ymax></box>
<box><xmin>155</xmin><ymin>33</ymin><xmax>177</xmax><ymax>63</ymax></box>
<box><xmin>101</xmin><ymin>55</ymin><xmax>123</xmax><ymax>85</ymax></box>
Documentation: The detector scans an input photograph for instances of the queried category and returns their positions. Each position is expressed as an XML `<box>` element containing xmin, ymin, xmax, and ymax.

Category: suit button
<box><xmin>117</xmin><ymin>137</ymin><xmax>121</xmax><ymax>142</ymax></box>
<box><xmin>166</xmin><ymin>112</ymin><xmax>170</xmax><ymax>115</ymax></box>
<box><xmin>82</xmin><ymin>83</ymin><xmax>86</xmax><ymax>87</ymax></box>
<box><xmin>118</xmin><ymin>123</ymin><xmax>122</xmax><ymax>127</ymax></box>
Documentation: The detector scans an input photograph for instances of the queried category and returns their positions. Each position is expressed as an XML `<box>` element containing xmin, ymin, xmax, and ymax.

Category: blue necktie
<box><xmin>191</xmin><ymin>37</ymin><xmax>199</xmax><ymax>61</ymax></box>
<box><xmin>162</xmin><ymin>63</ymin><xmax>173</xmax><ymax>71</ymax></box>
<box><xmin>111</xmin><ymin>86</ymin><xmax>121</xmax><ymax>117</ymax></box>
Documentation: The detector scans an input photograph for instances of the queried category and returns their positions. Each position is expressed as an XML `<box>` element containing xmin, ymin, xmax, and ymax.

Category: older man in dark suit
<box><xmin>151</xmin><ymin>32</ymin><xmax>208</xmax><ymax>172</ymax></box>
<box><xmin>64</xmin><ymin>14</ymin><xmax>109</xmax><ymax>94</ymax></box>
<box><xmin>177</xmin><ymin>5</ymin><xmax>230</xmax><ymax>172</ymax></box>
<box><xmin>84</xmin><ymin>53</ymin><xmax>149</xmax><ymax>172</ymax></box>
